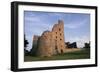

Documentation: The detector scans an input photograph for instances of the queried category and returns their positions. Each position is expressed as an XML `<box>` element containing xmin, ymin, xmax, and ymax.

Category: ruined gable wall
<box><xmin>31</xmin><ymin>35</ymin><xmax>40</xmax><ymax>55</ymax></box>
<box><xmin>52</xmin><ymin>20</ymin><xmax>66</xmax><ymax>54</ymax></box>
<box><xmin>36</xmin><ymin>31</ymin><xmax>54</xmax><ymax>57</ymax></box>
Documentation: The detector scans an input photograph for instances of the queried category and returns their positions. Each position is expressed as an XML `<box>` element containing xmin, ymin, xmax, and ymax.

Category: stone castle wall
<box><xmin>36</xmin><ymin>31</ymin><xmax>54</xmax><ymax>57</ymax></box>
<box><xmin>30</xmin><ymin>35</ymin><xmax>40</xmax><ymax>55</ymax></box>
<box><xmin>52</xmin><ymin>20</ymin><xmax>66</xmax><ymax>54</ymax></box>
<box><xmin>32</xmin><ymin>20</ymin><xmax>67</xmax><ymax>57</ymax></box>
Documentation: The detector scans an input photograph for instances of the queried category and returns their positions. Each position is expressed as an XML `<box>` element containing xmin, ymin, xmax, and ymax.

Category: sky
<box><xmin>24</xmin><ymin>11</ymin><xmax>90</xmax><ymax>51</ymax></box>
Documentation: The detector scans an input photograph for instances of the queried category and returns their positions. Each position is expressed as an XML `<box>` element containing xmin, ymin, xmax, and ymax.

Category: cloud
<box><xmin>64</xmin><ymin>19</ymin><xmax>88</xmax><ymax>29</ymax></box>
<box><xmin>48</xmin><ymin>13</ymin><xmax>64</xmax><ymax>18</ymax></box>
<box><xmin>24</xmin><ymin>16</ymin><xmax>41</xmax><ymax>22</ymax></box>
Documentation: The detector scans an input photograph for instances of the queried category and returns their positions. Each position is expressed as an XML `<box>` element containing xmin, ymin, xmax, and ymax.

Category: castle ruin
<box><xmin>31</xmin><ymin>20</ymin><xmax>72</xmax><ymax>57</ymax></box>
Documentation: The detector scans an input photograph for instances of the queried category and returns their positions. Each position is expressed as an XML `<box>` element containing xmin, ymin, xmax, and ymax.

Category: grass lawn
<box><xmin>24</xmin><ymin>48</ymin><xmax>90</xmax><ymax>62</ymax></box>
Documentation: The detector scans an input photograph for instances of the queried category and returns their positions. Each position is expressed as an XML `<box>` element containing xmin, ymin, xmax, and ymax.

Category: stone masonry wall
<box><xmin>32</xmin><ymin>20</ymin><xmax>67</xmax><ymax>57</ymax></box>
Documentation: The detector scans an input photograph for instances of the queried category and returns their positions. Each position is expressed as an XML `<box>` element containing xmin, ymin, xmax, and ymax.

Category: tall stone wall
<box><xmin>30</xmin><ymin>35</ymin><xmax>40</xmax><ymax>55</ymax></box>
<box><xmin>32</xmin><ymin>20</ymin><xmax>67</xmax><ymax>57</ymax></box>
<box><xmin>52</xmin><ymin>20</ymin><xmax>66</xmax><ymax>54</ymax></box>
<box><xmin>36</xmin><ymin>31</ymin><xmax>54</xmax><ymax>57</ymax></box>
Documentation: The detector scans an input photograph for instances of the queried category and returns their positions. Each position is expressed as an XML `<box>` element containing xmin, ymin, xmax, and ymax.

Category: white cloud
<box><xmin>24</xmin><ymin>16</ymin><xmax>41</xmax><ymax>22</ymax></box>
<box><xmin>64</xmin><ymin>19</ymin><xmax>87</xmax><ymax>29</ymax></box>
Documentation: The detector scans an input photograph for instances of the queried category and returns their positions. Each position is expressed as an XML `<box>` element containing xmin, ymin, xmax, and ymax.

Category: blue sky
<box><xmin>24</xmin><ymin>11</ymin><xmax>90</xmax><ymax>51</ymax></box>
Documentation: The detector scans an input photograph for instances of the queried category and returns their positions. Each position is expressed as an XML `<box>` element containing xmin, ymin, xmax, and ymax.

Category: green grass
<box><xmin>24</xmin><ymin>48</ymin><xmax>90</xmax><ymax>62</ymax></box>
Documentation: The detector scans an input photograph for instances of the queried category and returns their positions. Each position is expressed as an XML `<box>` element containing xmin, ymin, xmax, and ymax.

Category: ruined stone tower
<box><xmin>52</xmin><ymin>20</ymin><xmax>66</xmax><ymax>54</ymax></box>
<box><xmin>32</xmin><ymin>20</ymin><xmax>66</xmax><ymax>57</ymax></box>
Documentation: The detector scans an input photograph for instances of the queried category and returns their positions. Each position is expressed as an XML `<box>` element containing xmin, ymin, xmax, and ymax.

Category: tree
<box><xmin>84</xmin><ymin>43</ymin><xmax>90</xmax><ymax>48</ymax></box>
<box><xmin>24</xmin><ymin>34</ymin><xmax>29</xmax><ymax>48</ymax></box>
<box><xmin>24</xmin><ymin>34</ymin><xmax>29</xmax><ymax>56</ymax></box>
